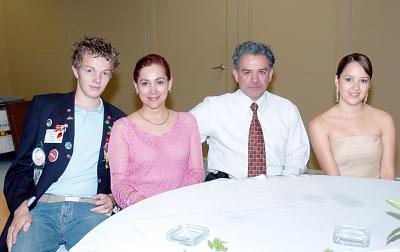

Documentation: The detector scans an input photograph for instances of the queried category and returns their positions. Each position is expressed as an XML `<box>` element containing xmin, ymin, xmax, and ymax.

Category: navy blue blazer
<box><xmin>0</xmin><ymin>91</ymin><xmax>125</xmax><ymax>250</ymax></box>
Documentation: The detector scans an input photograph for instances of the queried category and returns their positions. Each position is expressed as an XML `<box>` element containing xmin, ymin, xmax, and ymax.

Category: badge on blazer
<box><xmin>48</xmin><ymin>149</ymin><xmax>59</xmax><ymax>162</ymax></box>
<box><xmin>46</xmin><ymin>119</ymin><xmax>52</xmax><ymax>127</ymax></box>
<box><xmin>44</xmin><ymin>124</ymin><xmax>67</xmax><ymax>143</ymax></box>
<box><xmin>65</xmin><ymin>142</ymin><xmax>72</xmax><ymax>150</ymax></box>
<box><xmin>32</xmin><ymin>147</ymin><xmax>45</xmax><ymax>166</ymax></box>
<box><xmin>33</xmin><ymin>169</ymin><xmax>42</xmax><ymax>185</ymax></box>
<box><xmin>44</xmin><ymin>129</ymin><xmax>63</xmax><ymax>143</ymax></box>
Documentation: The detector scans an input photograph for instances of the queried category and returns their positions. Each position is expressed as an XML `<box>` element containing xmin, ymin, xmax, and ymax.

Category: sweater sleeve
<box><xmin>180</xmin><ymin>114</ymin><xmax>205</xmax><ymax>186</ymax></box>
<box><xmin>109</xmin><ymin>118</ymin><xmax>144</xmax><ymax>209</ymax></box>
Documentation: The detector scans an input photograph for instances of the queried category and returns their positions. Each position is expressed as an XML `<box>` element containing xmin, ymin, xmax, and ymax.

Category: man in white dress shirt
<box><xmin>190</xmin><ymin>41</ymin><xmax>309</xmax><ymax>180</ymax></box>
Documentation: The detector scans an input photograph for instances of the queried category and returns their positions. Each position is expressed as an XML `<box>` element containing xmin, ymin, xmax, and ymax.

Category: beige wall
<box><xmin>1</xmin><ymin>0</ymin><xmax>147</xmax><ymax>112</ymax></box>
<box><xmin>144</xmin><ymin>0</ymin><xmax>236</xmax><ymax>111</ymax></box>
<box><xmin>3</xmin><ymin>1</ymin><xmax>72</xmax><ymax>98</ymax></box>
<box><xmin>0</xmin><ymin>0</ymin><xmax>11</xmax><ymax>96</ymax></box>
<box><xmin>1</xmin><ymin>0</ymin><xmax>399</xmax><ymax>174</ymax></box>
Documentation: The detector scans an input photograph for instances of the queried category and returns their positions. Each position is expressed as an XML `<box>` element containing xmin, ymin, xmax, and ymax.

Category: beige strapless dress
<box><xmin>330</xmin><ymin>135</ymin><xmax>382</xmax><ymax>178</ymax></box>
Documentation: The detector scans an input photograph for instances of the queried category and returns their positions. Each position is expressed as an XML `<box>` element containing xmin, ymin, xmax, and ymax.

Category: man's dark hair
<box><xmin>232</xmin><ymin>41</ymin><xmax>275</xmax><ymax>70</ymax></box>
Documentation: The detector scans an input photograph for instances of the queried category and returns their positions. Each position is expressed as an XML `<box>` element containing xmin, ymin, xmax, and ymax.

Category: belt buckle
<box><xmin>64</xmin><ymin>196</ymin><xmax>80</xmax><ymax>202</ymax></box>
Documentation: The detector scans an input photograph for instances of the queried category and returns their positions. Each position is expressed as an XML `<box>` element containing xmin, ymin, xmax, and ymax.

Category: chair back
<box><xmin>5</xmin><ymin>100</ymin><xmax>31</xmax><ymax>151</ymax></box>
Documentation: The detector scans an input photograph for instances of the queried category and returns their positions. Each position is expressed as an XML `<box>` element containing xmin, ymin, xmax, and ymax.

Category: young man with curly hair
<box><xmin>1</xmin><ymin>36</ymin><xmax>126</xmax><ymax>252</ymax></box>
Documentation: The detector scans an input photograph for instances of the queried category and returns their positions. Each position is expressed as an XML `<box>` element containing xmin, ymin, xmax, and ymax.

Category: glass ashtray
<box><xmin>166</xmin><ymin>224</ymin><xmax>209</xmax><ymax>246</ymax></box>
<box><xmin>333</xmin><ymin>225</ymin><xmax>370</xmax><ymax>248</ymax></box>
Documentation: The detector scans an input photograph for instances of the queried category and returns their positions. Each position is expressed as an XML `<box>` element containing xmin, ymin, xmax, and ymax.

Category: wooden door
<box><xmin>145</xmin><ymin>0</ymin><xmax>238</xmax><ymax>111</ymax></box>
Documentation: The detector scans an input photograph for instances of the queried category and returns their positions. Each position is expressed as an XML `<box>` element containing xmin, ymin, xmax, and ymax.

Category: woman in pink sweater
<box><xmin>108</xmin><ymin>54</ymin><xmax>205</xmax><ymax>209</ymax></box>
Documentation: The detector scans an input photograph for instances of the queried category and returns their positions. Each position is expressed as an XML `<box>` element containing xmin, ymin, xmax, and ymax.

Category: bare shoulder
<box><xmin>309</xmin><ymin>107</ymin><xmax>336</xmax><ymax>131</ymax></box>
<box><xmin>368</xmin><ymin>106</ymin><xmax>395</xmax><ymax>125</ymax></box>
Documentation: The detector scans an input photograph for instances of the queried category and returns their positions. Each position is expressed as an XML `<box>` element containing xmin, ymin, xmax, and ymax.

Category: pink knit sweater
<box><xmin>109</xmin><ymin>112</ymin><xmax>205</xmax><ymax>209</ymax></box>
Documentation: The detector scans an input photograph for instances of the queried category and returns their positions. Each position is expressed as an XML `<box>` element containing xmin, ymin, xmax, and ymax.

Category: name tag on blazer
<box><xmin>44</xmin><ymin>124</ymin><xmax>68</xmax><ymax>143</ymax></box>
<box><xmin>44</xmin><ymin>129</ymin><xmax>64</xmax><ymax>143</ymax></box>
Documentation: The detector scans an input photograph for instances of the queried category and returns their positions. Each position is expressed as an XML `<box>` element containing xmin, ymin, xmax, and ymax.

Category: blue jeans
<box><xmin>12</xmin><ymin>201</ymin><xmax>107</xmax><ymax>252</ymax></box>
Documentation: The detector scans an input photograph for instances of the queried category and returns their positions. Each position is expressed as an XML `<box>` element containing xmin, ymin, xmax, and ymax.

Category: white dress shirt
<box><xmin>190</xmin><ymin>90</ymin><xmax>309</xmax><ymax>178</ymax></box>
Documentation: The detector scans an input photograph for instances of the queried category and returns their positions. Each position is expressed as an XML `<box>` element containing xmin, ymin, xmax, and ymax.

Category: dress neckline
<box><xmin>127</xmin><ymin>112</ymin><xmax>181</xmax><ymax>138</ymax></box>
<box><xmin>330</xmin><ymin>134</ymin><xmax>380</xmax><ymax>142</ymax></box>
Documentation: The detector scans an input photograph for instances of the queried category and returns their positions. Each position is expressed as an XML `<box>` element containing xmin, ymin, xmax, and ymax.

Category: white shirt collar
<box><xmin>237</xmin><ymin>89</ymin><xmax>268</xmax><ymax>109</ymax></box>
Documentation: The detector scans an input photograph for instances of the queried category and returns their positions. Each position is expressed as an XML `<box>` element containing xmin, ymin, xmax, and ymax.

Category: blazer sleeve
<box><xmin>4</xmin><ymin>96</ymin><xmax>43</xmax><ymax>212</ymax></box>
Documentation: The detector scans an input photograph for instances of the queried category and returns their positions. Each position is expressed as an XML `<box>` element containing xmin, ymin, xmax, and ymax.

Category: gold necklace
<box><xmin>137</xmin><ymin>109</ymin><xmax>170</xmax><ymax>126</ymax></box>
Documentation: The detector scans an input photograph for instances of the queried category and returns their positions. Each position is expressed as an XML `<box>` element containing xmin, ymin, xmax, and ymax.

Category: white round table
<box><xmin>71</xmin><ymin>175</ymin><xmax>400</xmax><ymax>252</ymax></box>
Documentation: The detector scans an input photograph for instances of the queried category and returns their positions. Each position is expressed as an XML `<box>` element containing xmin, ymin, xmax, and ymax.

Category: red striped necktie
<box><xmin>248</xmin><ymin>102</ymin><xmax>266</xmax><ymax>177</ymax></box>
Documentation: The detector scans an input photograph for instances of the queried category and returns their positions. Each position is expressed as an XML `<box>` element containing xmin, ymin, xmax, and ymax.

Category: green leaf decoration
<box><xmin>208</xmin><ymin>238</ymin><xmax>228</xmax><ymax>251</ymax></box>
<box><xmin>386</xmin><ymin>198</ymin><xmax>400</xmax><ymax>243</ymax></box>
<box><xmin>324</xmin><ymin>248</ymin><xmax>334</xmax><ymax>252</ymax></box>
<box><xmin>208</xmin><ymin>240</ymin><xmax>213</xmax><ymax>249</ymax></box>
<box><xmin>387</xmin><ymin>226</ymin><xmax>400</xmax><ymax>244</ymax></box>
<box><xmin>386</xmin><ymin>198</ymin><xmax>400</xmax><ymax>209</ymax></box>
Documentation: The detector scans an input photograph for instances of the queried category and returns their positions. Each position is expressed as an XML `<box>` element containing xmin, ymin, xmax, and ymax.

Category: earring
<box><xmin>335</xmin><ymin>87</ymin><xmax>339</xmax><ymax>103</ymax></box>
<box><xmin>363</xmin><ymin>92</ymin><xmax>368</xmax><ymax>104</ymax></box>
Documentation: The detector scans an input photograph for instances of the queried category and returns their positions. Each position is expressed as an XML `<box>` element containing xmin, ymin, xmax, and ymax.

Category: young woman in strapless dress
<box><xmin>309</xmin><ymin>53</ymin><xmax>395</xmax><ymax>179</ymax></box>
